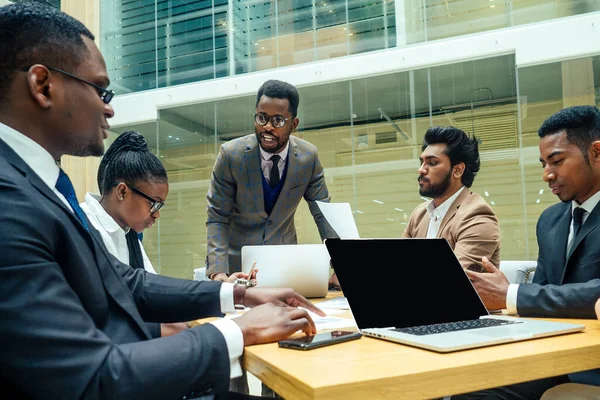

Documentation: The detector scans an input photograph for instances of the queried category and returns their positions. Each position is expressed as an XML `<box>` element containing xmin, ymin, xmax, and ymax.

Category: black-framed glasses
<box><xmin>48</xmin><ymin>67</ymin><xmax>114</xmax><ymax>104</ymax></box>
<box><xmin>21</xmin><ymin>65</ymin><xmax>114</xmax><ymax>104</ymax></box>
<box><xmin>125</xmin><ymin>184</ymin><xmax>165</xmax><ymax>213</ymax></box>
<box><xmin>254</xmin><ymin>113</ymin><xmax>290</xmax><ymax>128</ymax></box>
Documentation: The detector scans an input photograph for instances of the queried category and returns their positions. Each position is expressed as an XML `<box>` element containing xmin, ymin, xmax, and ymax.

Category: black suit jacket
<box><xmin>0</xmin><ymin>138</ymin><xmax>231</xmax><ymax>400</ymax></box>
<box><xmin>517</xmin><ymin>200</ymin><xmax>600</xmax><ymax>318</ymax></box>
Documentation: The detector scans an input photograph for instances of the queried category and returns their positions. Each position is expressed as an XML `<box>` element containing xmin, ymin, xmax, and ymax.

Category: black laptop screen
<box><xmin>325</xmin><ymin>238</ymin><xmax>489</xmax><ymax>329</ymax></box>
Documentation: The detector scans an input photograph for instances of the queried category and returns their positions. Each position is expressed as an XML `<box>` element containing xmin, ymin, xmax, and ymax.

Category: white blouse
<box><xmin>80</xmin><ymin>193</ymin><xmax>156</xmax><ymax>274</ymax></box>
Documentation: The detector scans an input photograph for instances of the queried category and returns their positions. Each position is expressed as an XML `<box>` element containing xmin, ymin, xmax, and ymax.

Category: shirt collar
<box><xmin>84</xmin><ymin>192</ymin><xmax>129</xmax><ymax>234</ymax></box>
<box><xmin>260</xmin><ymin>140</ymin><xmax>289</xmax><ymax>162</ymax></box>
<box><xmin>572</xmin><ymin>190</ymin><xmax>600</xmax><ymax>216</ymax></box>
<box><xmin>427</xmin><ymin>186</ymin><xmax>466</xmax><ymax>219</ymax></box>
<box><xmin>0</xmin><ymin>122</ymin><xmax>60</xmax><ymax>190</ymax></box>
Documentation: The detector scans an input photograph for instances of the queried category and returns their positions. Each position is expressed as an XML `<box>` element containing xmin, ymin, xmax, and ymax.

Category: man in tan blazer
<box><xmin>402</xmin><ymin>126</ymin><xmax>500</xmax><ymax>271</ymax></box>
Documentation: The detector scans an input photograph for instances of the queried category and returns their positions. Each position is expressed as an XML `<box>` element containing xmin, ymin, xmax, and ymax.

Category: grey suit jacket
<box><xmin>206</xmin><ymin>134</ymin><xmax>336</xmax><ymax>275</ymax></box>
<box><xmin>517</xmin><ymin>200</ymin><xmax>600</xmax><ymax>318</ymax></box>
<box><xmin>0</xmin><ymin>139</ymin><xmax>231</xmax><ymax>400</ymax></box>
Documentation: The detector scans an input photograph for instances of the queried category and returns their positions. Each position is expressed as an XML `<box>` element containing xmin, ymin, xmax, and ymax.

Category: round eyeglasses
<box><xmin>254</xmin><ymin>113</ymin><xmax>290</xmax><ymax>128</ymax></box>
<box><xmin>125</xmin><ymin>184</ymin><xmax>165</xmax><ymax>213</ymax></box>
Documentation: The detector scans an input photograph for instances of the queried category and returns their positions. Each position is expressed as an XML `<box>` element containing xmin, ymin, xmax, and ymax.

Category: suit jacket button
<box><xmin>267</xmin><ymin>220</ymin><xmax>272</xmax><ymax>225</ymax></box>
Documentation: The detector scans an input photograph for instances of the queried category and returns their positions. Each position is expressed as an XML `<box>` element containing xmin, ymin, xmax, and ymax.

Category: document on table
<box><xmin>306</xmin><ymin>308</ymin><xmax>356</xmax><ymax>331</ymax></box>
<box><xmin>316</xmin><ymin>201</ymin><xmax>360</xmax><ymax>239</ymax></box>
<box><xmin>316</xmin><ymin>297</ymin><xmax>350</xmax><ymax>310</ymax></box>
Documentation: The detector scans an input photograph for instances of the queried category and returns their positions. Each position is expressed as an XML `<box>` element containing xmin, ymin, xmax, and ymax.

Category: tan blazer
<box><xmin>402</xmin><ymin>189</ymin><xmax>500</xmax><ymax>271</ymax></box>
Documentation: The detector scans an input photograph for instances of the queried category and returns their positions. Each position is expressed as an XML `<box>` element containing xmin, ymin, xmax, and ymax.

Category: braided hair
<box><xmin>97</xmin><ymin>131</ymin><xmax>167</xmax><ymax>269</ymax></box>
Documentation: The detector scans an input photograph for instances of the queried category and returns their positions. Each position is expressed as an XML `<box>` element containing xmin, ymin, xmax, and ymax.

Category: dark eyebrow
<box><xmin>539</xmin><ymin>151</ymin><xmax>563</xmax><ymax>163</ymax></box>
<box><xmin>419</xmin><ymin>155</ymin><xmax>440</xmax><ymax>162</ymax></box>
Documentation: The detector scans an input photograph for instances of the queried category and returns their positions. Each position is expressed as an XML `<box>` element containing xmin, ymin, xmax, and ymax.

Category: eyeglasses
<box><xmin>48</xmin><ymin>67</ymin><xmax>115</xmax><ymax>104</ymax></box>
<box><xmin>20</xmin><ymin>65</ymin><xmax>115</xmax><ymax>104</ymax></box>
<box><xmin>254</xmin><ymin>113</ymin><xmax>290</xmax><ymax>128</ymax></box>
<box><xmin>126</xmin><ymin>184</ymin><xmax>165</xmax><ymax>214</ymax></box>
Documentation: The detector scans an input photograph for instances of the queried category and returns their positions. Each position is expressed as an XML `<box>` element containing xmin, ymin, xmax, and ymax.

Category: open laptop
<box><xmin>241</xmin><ymin>244</ymin><xmax>330</xmax><ymax>298</ymax></box>
<box><xmin>325</xmin><ymin>237</ymin><xmax>585</xmax><ymax>352</ymax></box>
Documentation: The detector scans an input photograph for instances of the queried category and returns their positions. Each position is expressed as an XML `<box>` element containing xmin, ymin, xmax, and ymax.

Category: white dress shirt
<box><xmin>0</xmin><ymin>122</ymin><xmax>244</xmax><ymax>378</ymax></box>
<box><xmin>260</xmin><ymin>141</ymin><xmax>289</xmax><ymax>184</ymax></box>
<box><xmin>80</xmin><ymin>193</ymin><xmax>157</xmax><ymax>274</ymax></box>
<box><xmin>505</xmin><ymin>190</ymin><xmax>600</xmax><ymax>315</ymax></box>
<box><xmin>425</xmin><ymin>187</ymin><xmax>465</xmax><ymax>238</ymax></box>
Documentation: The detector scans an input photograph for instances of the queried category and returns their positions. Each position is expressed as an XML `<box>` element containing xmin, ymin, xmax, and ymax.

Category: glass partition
<box><xmin>101</xmin><ymin>1</ymin><xmax>600</xmax><ymax>94</ymax></box>
<box><xmin>110</xmin><ymin>53</ymin><xmax>600</xmax><ymax>278</ymax></box>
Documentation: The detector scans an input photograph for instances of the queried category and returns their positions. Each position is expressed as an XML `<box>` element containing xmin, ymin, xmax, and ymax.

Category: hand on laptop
<box><xmin>233</xmin><ymin>303</ymin><xmax>317</xmax><ymax>345</ymax></box>
<box><xmin>464</xmin><ymin>256</ymin><xmax>510</xmax><ymax>311</ymax></box>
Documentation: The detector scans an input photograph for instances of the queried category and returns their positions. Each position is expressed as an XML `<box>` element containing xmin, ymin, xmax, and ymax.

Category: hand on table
<box><xmin>233</xmin><ymin>303</ymin><xmax>316</xmax><ymax>346</ymax></box>
<box><xmin>244</xmin><ymin>287</ymin><xmax>326</xmax><ymax>317</ymax></box>
<box><xmin>465</xmin><ymin>256</ymin><xmax>510</xmax><ymax>311</ymax></box>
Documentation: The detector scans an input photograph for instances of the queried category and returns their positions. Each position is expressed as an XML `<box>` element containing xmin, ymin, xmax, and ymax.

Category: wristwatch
<box><xmin>234</xmin><ymin>277</ymin><xmax>257</xmax><ymax>288</ymax></box>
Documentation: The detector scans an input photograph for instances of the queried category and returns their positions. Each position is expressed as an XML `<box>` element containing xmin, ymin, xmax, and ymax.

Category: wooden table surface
<box><xmin>242</xmin><ymin>292</ymin><xmax>600</xmax><ymax>400</ymax></box>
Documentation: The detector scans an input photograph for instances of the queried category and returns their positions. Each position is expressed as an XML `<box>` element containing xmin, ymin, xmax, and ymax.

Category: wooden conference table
<box><xmin>240</xmin><ymin>292</ymin><xmax>600</xmax><ymax>400</ymax></box>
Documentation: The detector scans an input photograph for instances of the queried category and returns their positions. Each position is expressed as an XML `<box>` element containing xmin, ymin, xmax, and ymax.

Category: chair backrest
<box><xmin>193</xmin><ymin>267</ymin><xmax>207</xmax><ymax>281</ymax></box>
<box><xmin>499</xmin><ymin>261</ymin><xmax>537</xmax><ymax>284</ymax></box>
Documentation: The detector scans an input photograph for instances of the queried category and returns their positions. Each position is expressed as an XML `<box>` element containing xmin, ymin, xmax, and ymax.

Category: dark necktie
<box><xmin>572</xmin><ymin>207</ymin><xmax>585</xmax><ymax>237</ymax></box>
<box><xmin>269</xmin><ymin>155</ymin><xmax>281</xmax><ymax>188</ymax></box>
<box><xmin>55</xmin><ymin>169</ymin><xmax>89</xmax><ymax>231</ymax></box>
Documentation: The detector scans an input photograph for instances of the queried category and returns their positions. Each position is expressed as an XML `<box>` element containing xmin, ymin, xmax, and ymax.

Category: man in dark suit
<box><xmin>0</xmin><ymin>3</ymin><xmax>324</xmax><ymax>399</ymax></box>
<box><xmin>455</xmin><ymin>105</ymin><xmax>600</xmax><ymax>399</ymax></box>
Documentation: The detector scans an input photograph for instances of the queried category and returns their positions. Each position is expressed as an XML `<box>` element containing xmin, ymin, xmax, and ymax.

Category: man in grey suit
<box><xmin>0</xmin><ymin>4</ymin><xmax>324</xmax><ymax>399</ymax></box>
<box><xmin>455</xmin><ymin>105</ymin><xmax>600</xmax><ymax>399</ymax></box>
<box><xmin>206</xmin><ymin>79</ymin><xmax>337</xmax><ymax>281</ymax></box>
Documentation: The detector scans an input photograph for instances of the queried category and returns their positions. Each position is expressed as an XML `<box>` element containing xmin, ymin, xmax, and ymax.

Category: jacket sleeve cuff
<box><xmin>210</xmin><ymin>318</ymin><xmax>244</xmax><ymax>379</ymax></box>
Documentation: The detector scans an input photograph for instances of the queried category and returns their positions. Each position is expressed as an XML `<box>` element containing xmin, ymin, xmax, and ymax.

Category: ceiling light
<box><xmin>539</xmin><ymin>189</ymin><xmax>544</xmax><ymax>195</ymax></box>
<box><xmin>373</xmin><ymin>200</ymin><xmax>384</xmax><ymax>205</ymax></box>
<box><xmin>355</xmin><ymin>210</ymin><xmax>364</xmax><ymax>214</ymax></box>
<box><xmin>386</xmin><ymin>218</ymin><xmax>394</xmax><ymax>221</ymax></box>
<box><xmin>394</xmin><ymin>208</ymin><xmax>403</xmax><ymax>212</ymax></box>
<box><xmin>484</xmin><ymin>191</ymin><xmax>489</xmax><ymax>197</ymax></box>
<box><xmin>491</xmin><ymin>201</ymin><xmax>496</xmax><ymax>205</ymax></box>
<box><xmin>536</xmin><ymin>199</ymin><xmax>541</xmax><ymax>204</ymax></box>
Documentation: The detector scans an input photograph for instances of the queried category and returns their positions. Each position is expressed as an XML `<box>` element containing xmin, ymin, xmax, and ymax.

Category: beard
<box><xmin>255</xmin><ymin>127</ymin><xmax>290</xmax><ymax>154</ymax></box>
<box><xmin>419</xmin><ymin>169</ymin><xmax>452</xmax><ymax>198</ymax></box>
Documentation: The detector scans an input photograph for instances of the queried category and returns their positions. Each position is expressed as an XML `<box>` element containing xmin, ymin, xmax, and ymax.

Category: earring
<box><xmin>120</xmin><ymin>197</ymin><xmax>124</xmax><ymax>200</ymax></box>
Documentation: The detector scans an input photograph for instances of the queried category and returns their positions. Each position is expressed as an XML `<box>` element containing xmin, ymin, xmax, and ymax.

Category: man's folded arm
<box><xmin>516</xmin><ymin>279</ymin><xmax>600</xmax><ymax>318</ymax></box>
<box><xmin>0</xmin><ymin>259</ymin><xmax>231</xmax><ymax>400</ymax></box>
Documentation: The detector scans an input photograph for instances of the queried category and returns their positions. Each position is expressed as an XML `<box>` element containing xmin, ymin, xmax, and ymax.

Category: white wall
<box><xmin>109</xmin><ymin>12</ymin><xmax>600</xmax><ymax>128</ymax></box>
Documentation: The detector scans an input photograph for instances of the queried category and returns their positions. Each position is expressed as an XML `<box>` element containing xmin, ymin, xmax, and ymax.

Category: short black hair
<box><xmin>0</xmin><ymin>2</ymin><xmax>94</xmax><ymax>104</ymax></box>
<box><xmin>255</xmin><ymin>79</ymin><xmax>300</xmax><ymax>117</ymax></box>
<box><xmin>98</xmin><ymin>131</ymin><xmax>168</xmax><ymax>196</ymax></box>
<box><xmin>538</xmin><ymin>105</ymin><xmax>600</xmax><ymax>163</ymax></box>
<box><xmin>422</xmin><ymin>126</ymin><xmax>481</xmax><ymax>188</ymax></box>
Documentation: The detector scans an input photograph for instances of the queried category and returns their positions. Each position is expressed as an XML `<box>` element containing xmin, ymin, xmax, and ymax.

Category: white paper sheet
<box><xmin>316</xmin><ymin>297</ymin><xmax>350</xmax><ymax>310</ymax></box>
<box><xmin>316</xmin><ymin>201</ymin><xmax>360</xmax><ymax>238</ymax></box>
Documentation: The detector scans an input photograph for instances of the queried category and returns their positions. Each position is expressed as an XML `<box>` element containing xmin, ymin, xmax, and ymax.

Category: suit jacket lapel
<box><xmin>244</xmin><ymin>137</ymin><xmax>267</xmax><ymax>217</ymax></box>
<box><xmin>566</xmin><ymin>200</ymin><xmax>600</xmax><ymax>265</ymax></box>
<box><xmin>436</xmin><ymin>188</ymin><xmax>470</xmax><ymax>237</ymax></box>
<box><xmin>0</xmin><ymin>139</ymin><xmax>91</xmax><ymax>238</ymax></box>
<box><xmin>552</xmin><ymin>204</ymin><xmax>571</xmax><ymax>283</ymax></box>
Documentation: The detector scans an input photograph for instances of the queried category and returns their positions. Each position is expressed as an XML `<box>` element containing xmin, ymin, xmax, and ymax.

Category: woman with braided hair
<box><xmin>81</xmin><ymin>131</ymin><xmax>256</xmax><ymax>337</ymax></box>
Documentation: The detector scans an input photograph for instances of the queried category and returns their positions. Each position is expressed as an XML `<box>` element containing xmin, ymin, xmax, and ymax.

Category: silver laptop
<box><xmin>325</xmin><ymin>238</ymin><xmax>585</xmax><ymax>352</ymax></box>
<box><xmin>241</xmin><ymin>244</ymin><xmax>330</xmax><ymax>298</ymax></box>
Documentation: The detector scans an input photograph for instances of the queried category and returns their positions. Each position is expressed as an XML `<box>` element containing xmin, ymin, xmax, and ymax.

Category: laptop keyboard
<box><xmin>392</xmin><ymin>318</ymin><xmax>523</xmax><ymax>336</ymax></box>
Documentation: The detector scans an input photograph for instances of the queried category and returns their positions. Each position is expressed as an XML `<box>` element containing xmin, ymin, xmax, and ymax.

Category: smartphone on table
<box><xmin>278</xmin><ymin>330</ymin><xmax>362</xmax><ymax>350</ymax></box>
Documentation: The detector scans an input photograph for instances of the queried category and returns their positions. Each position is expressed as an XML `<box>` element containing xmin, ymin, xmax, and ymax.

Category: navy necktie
<box><xmin>269</xmin><ymin>155</ymin><xmax>281</xmax><ymax>188</ymax></box>
<box><xmin>572</xmin><ymin>207</ymin><xmax>585</xmax><ymax>237</ymax></box>
<box><xmin>55</xmin><ymin>169</ymin><xmax>89</xmax><ymax>231</ymax></box>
